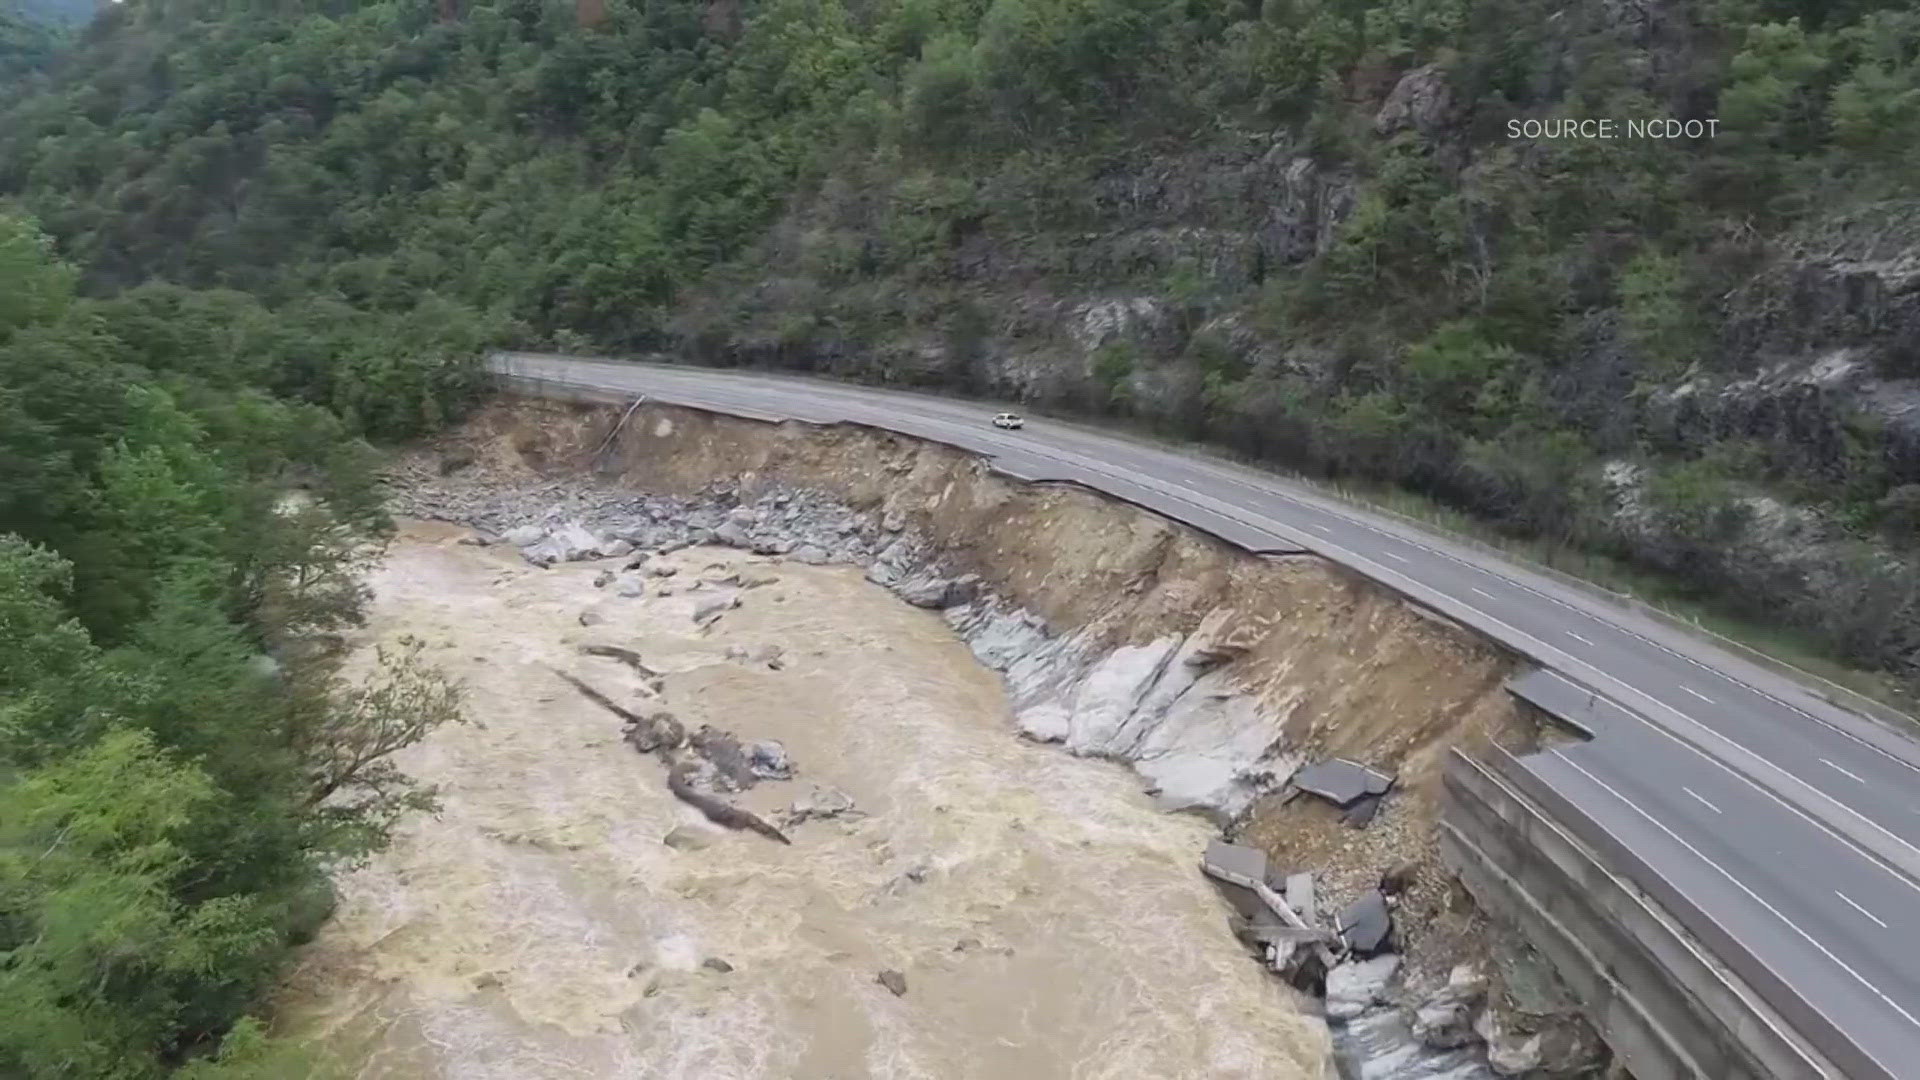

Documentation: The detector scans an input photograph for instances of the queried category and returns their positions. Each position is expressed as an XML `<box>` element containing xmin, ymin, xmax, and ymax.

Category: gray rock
<box><xmin>1333</xmin><ymin>1006</ymin><xmax>1497</xmax><ymax>1080</ymax></box>
<box><xmin>503</xmin><ymin>525</ymin><xmax>546</xmax><ymax>547</ymax></box>
<box><xmin>1375</xmin><ymin>62</ymin><xmax>1455</xmax><ymax>137</ymax></box>
<box><xmin>897</xmin><ymin>572</ymin><xmax>972</xmax><ymax>608</ymax></box>
<box><xmin>526</xmin><ymin>521</ymin><xmax>605</xmax><ymax>563</ymax></box>
<box><xmin>702</xmin><ymin>957</ymin><xmax>734</xmax><ymax>974</ymax></box>
<box><xmin>578</xmin><ymin>610</ymin><xmax>605</xmax><ymax>627</ymax></box>
<box><xmin>882</xmin><ymin>509</ymin><xmax>906</xmax><ymax>532</ymax></box>
<box><xmin>1325</xmin><ymin>955</ymin><xmax>1400</xmax><ymax>1021</ymax></box>
<box><xmin>646</xmin><ymin>562</ymin><xmax>678</xmax><ymax>578</ymax></box>
<box><xmin>789</xmin><ymin>543</ymin><xmax>832</xmax><ymax>565</ymax></box>
<box><xmin>726</xmin><ymin>507</ymin><xmax>757</xmax><ymax>527</ymax></box>
<box><xmin>713</xmin><ymin>520</ymin><xmax>752</xmax><ymax>547</ymax></box>
<box><xmin>615</xmin><ymin>574</ymin><xmax>647</xmax><ymax>598</ymax></box>
<box><xmin>594</xmin><ymin>569</ymin><xmax>615</xmax><ymax>588</ymax></box>
<box><xmin>1475</xmin><ymin>1011</ymin><xmax>1541</xmax><ymax>1076</ymax></box>
<box><xmin>1412</xmin><ymin>1000</ymin><xmax>1480</xmax><ymax>1050</ymax></box>
<box><xmin>602</xmin><ymin>538</ymin><xmax>634</xmax><ymax>558</ymax></box>
<box><xmin>875</xmin><ymin>969</ymin><xmax>907</xmax><ymax>996</ymax></box>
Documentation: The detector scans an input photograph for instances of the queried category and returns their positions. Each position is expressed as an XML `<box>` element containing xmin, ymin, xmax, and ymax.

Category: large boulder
<box><xmin>525</xmin><ymin>521</ymin><xmax>604</xmax><ymax>563</ymax></box>
<box><xmin>896</xmin><ymin>571</ymin><xmax>979</xmax><ymax>609</ymax></box>
<box><xmin>1374</xmin><ymin>63</ymin><xmax>1456</xmax><ymax>138</ymax></box>
<box><xmin>1324</xmin><ymin>955</ymin><xmax>1400</xmax><ymax>1021</ymax></box>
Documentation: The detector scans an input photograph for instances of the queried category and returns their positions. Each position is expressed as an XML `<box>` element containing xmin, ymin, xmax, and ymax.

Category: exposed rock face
<box><xmin>959</xmin><ymin>604</ymin><xmax>1298</xmax><ymax>820</ymax></box>
<box><xmin>1374</xmin><ymin>64</ymin><xmax>1455</xmax><ymax>138</ymax></box>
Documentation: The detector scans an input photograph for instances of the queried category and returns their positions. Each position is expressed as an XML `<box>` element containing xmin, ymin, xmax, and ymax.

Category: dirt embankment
<box><xmin>444</xmin><ymin>398</ymin><xmax>1544</xmax><ymax>987</ymax></box>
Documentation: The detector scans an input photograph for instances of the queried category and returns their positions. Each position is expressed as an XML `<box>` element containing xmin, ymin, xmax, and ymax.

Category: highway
<box><xmin>492</xmin><ymin>352</ymin><xmax>1920</xmax><ymax>1076</ymax></box>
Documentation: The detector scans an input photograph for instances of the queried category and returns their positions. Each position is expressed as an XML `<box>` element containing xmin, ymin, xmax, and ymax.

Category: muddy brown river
<box><xmin>274</xmin><ymin>522</ymin><xmax>1327</xmax><ymax>1078</ymax></box>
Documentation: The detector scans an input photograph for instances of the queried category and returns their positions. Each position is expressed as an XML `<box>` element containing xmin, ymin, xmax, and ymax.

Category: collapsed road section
<box><xmin>488</xmin><ymin>355</ymin><xmax>1920</xmax><ymax>1080</ymax></box>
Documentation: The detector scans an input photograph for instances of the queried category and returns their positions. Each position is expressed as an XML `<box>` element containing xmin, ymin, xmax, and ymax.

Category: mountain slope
<box><xmin>3</xmin><ymin>0</ymin><xmax>1920</xmax><ymax>694</ymax></box>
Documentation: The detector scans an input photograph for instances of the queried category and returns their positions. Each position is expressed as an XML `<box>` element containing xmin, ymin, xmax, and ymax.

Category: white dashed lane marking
<box><xmin>1551</xmin><ymin>750</ymin><xmax>1920</xmax><ymax>1040</ymax></box>
<box><xmin>1837</xmin><ymin>890</ymin><xmax>1891</xmax><ymax>929</ymax></box>
<box><xmin>1825</xmin><ymin>759</ymin><xmax>1869</xmax><ymax>784</ymax></box>
<box><xmin>1683</xmin><ymin>787</ymin><xmax>1722</xmax><ymax>814</ymax></box>
<box><xmin>1683</xmin><ymin>687</ymin><xmax>1716</xmax><ymax>705</ymax></box>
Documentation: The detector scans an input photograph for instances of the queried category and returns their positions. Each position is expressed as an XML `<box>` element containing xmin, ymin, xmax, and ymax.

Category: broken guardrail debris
<box><xmin>1201</xmin><ymin>840</ymin><xmax>1338</xmax><ymax>978</ymax></box>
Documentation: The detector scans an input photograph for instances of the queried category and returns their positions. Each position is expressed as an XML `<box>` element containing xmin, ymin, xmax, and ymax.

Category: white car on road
<box><xmin>991</xmin><ymin>412</ymin><xmax>1024</xmax><ymax>430</ymax></box>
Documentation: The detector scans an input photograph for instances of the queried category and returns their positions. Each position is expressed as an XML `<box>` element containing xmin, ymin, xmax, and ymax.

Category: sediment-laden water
<box><xmin>274</xmin><ymin>522</ymin><xmax>1328</xmax><ymax>1079</ymax></box>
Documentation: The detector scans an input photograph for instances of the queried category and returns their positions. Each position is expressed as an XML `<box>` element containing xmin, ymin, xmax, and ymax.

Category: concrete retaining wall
<box><xmin>1440</xmin><ymin>749</ymin><xmax>1838</xmax><ymax>1080</ymax></box>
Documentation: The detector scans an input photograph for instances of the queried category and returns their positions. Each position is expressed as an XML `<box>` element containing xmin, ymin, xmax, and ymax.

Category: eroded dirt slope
<box><xmin>446</xmin><ymin>398</ymin><xmax>1539</xmax><ymax>983</ymax></box>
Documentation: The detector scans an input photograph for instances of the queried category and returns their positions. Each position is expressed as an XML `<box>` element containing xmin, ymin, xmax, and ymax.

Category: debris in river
<box><xmin>553</xmin><ymin>668</ymin><xmax>646</xmax><ymax>726</ymax></box>
<box><xmin>666</xmin><ymin>759</ymin><xmax>791</xmax><ymax>844</ymax></box>
<box><xmin>875</xmin><ymin>969</ymin><xmax>908</xmax><ymax>996</ymax></box>
<box><xmin>580</xmin><ymin>643</ymin><xmax>660</xmax><ymax>676</ymax></box>
<box><xmin>784</xmin><ymin>785</ymin><xmax>859</xmax><ymax>827</ymax></box>
<box><xmin>624</xmin><ymin>712</ymin><xmax>686</xmax><ymax>753</ymax></box>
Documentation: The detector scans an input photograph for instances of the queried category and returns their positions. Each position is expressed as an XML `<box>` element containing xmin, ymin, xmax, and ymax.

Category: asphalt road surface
<box><xmin>492</xmin><ymin>352</ymin><xmax>1920</xmax><ymax>1076</ymax></box>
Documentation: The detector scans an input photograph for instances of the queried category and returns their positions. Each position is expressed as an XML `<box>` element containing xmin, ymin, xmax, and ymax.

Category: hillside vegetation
<box><xmin>0</xmin><ymin>0</ymin><xmax>1918</xmax><ymax>1071</ymax></box>
<box><xmin>3</xmin><ymin>2</ymin><xmax>1917</xmax><ymax>697</ymax></box>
